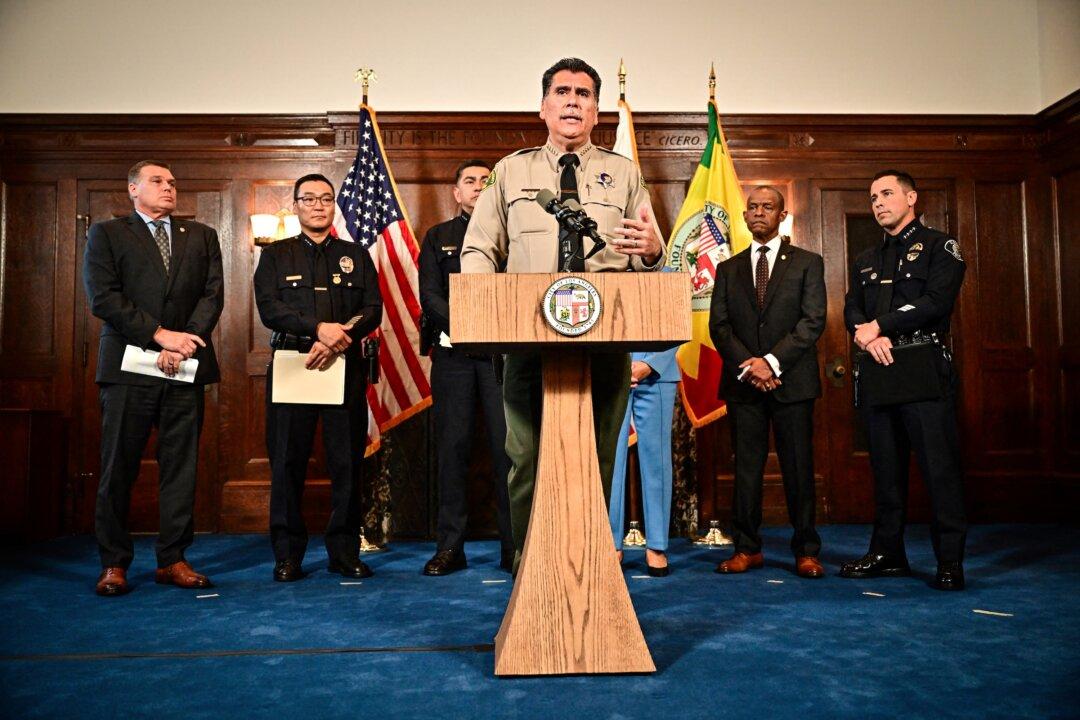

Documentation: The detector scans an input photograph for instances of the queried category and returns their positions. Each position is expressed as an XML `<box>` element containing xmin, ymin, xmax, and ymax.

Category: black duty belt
<box><xmin>270</xmin><ymin>332</ymin><xmax>314</xmax><ymax>352</ymax></box>
<box><xmin>891</xmin><ymin>331</ymin><xmax>952</xmax><ymax>361</ymax></box>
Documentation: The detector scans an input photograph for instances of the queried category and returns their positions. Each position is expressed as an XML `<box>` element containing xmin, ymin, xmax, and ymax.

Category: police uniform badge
<box><xmin>906</xmin><ymin>252</ymin><xmax>920</xmax><ymax>262</ymax></box>
<box><xmin>332</xmin><ymin>274</ymin><xmax>342</xmax><ymax>285</ymax></box>
<box><xmin>944</xmin><ymin>238</ymin><xmax>964</xmax><ymax>261</ymax></box>
<box><xmin>339</xmin><ymin>256</ymin><xmax>354</xmax><ymax>274</ymax></box>
<box><xmin>596</xmin><ymin>172</ymin><xmax>614</xmax><ymax>190</ymax></box>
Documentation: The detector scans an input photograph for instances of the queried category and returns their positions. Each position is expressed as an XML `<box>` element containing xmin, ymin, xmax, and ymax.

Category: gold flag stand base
<box><xmin>358</xmin><ymin>528</ymin><xmax>386</xmax><ymax>553</ymax></box>
<box><xmin>622</xmin><ymin>521</ymin><xmax>647</xmax><ymax>547</ymax></box>
<box><xmin>693</xmin><ymin>520</ymin><xmax>733</xmax><ymax>546</ymax></box>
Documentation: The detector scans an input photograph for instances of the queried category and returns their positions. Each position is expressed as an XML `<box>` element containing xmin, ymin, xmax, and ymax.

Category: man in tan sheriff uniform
<box><xmin>460</xmin><ymin>57</ymin><xmax>665</xmax><ymax>573</ymax></box>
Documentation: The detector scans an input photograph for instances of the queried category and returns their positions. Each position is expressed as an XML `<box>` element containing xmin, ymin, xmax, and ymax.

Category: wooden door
<box><xmin>816</xmin><ymin>179</ymin><xmax>952</xmax><ymax>521</ymax></box>
<box><xmin>72</xmin><ymin>180</ymin><xmax>229</xmax><ymax>532</ymax></box>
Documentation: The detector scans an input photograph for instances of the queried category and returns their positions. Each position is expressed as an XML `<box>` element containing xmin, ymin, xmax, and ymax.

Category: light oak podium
<box><xmin>450</xmin><ymin>272</ymin><xmax>691</xmax><ymax>676</ymax></box>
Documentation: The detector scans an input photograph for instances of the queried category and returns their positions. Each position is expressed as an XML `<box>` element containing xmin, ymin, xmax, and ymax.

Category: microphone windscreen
<box><xmin>534</xmin><ymin>189</ymin><xmax>558</xmax><ymax>210</ymax></box>
<box><xmin>565</xmin><ymin>199</ymin><xmax>584</xmax><ymax>212</ymax></box>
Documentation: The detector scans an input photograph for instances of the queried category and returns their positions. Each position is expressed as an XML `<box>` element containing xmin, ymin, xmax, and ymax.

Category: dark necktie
<box><xmin>755</xmin><ymin>244</ymin><xmax>770</xmax><ymax>309</ymax></box>
<box><xmin>312</xmin><ymin>243</ymin><xmax>333</xmax><ymax>323</ymax></box>
<box><xmin>558</xmin><ymin>153</ymin><xmax>584</xmax><ymax>272</ymax></box>
<box><xmin>877</xmin><ymin>237</ymin><xmax>899</xmax><ymax>315</ymax></box>
<box><xmin>559</xmin><ymin>153</ymin><xmax>580</xmax><ymax>203</ymax></box>
<box><xmin>152</xmin><ymin>220</ymin><xmax>170</xmax><ymax>274</ymax></box>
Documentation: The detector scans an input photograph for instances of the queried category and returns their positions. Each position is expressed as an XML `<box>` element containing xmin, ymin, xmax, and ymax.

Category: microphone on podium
<box><xmin>534</xmin><ymin>190</ymin><xmax>607</xmax><ymax>266</ymax></box>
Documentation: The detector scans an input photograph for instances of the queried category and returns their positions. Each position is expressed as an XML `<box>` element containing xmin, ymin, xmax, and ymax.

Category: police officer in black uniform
<box><xmin>254</xmin><ymin>173</ymin><xmax>382</xmax><ymax>582</ymax></box>
<box><xmin>841</xmin><ymin>170</ymin><xmax>967</xmax><ymax>591</ymax></box>
<box><xmin>418</xmin><ymin>159</ymin><xmax>514</xmax><ymax>576</ymax></box>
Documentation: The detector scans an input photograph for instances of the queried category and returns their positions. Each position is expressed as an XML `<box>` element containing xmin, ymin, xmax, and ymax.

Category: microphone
<box><xmin>533</xmin><ymin>190</ymin><xmax>607</xmax><ymax>265</ymax></box>
<box><xmin>564</xmin><ymin>199</ymin><xmax>606</xmax><ymax>259</ymax></box>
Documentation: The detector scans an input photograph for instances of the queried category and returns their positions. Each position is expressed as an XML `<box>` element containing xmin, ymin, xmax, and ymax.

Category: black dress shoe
<box><xmin>328</xmin><ymin>558</ymin><xmax>374</xmax><ymax>579</ymax></box>
<box><xmin>647</xmin><ymin>564</ymin><xmax>670</xmax><ymax>578</ymax></box>
<box><xmin>273</xmin><ymin>560</ymin><xmax>303</xmax><ymax>582</ymax></box>
<box><xmin>932</xmin><ymin>562</ymin><xmax>965</xmax><ymax>591</ymax></box>
<box><xmin>499</xmin><ymin>547</ymin><xmax>514</xmax><ymax>572</ymax></box>
<box><xmin>423</xmin><ymin>549</ymin><xmax>467</xmax><ymax>576</ymax></box>
<box><xmin>839</xmin><ymin>552</ymin><xmax>911</xmax><ymax>578</ymax></box>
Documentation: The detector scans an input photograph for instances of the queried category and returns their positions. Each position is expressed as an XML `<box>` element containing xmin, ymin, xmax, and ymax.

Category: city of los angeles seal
<box><xmin>541</xmin><ymin>277</ymin><xmax>602</xmax><ymax>337</ymax></box>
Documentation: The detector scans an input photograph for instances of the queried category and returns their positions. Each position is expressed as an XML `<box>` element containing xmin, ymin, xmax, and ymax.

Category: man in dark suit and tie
<box><xmin>709</xmin><ymin>185</ymin><xmax>826</xmax><ymax>578</ymax></box>
<box><xmin>83</xmin><ymin>160</ymin><xmax>224</xmax><ymax>596</ymax></box>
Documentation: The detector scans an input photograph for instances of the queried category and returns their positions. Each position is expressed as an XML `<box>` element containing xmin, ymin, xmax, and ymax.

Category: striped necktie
<box><xmin>152</xmin><ymin>220</ymin><xmax>170</xmax><ymax>274</ymax></box>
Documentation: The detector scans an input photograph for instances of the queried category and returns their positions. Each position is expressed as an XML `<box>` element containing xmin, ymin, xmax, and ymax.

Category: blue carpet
<box><xmin>1</xmin><ymin>525</ymin><xmax>1077</xmax><ymax>720</ymax></box>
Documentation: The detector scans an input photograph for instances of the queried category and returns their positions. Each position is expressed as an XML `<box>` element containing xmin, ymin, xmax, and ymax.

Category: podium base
<box><xmin>494</xmin><ymin>349</ymin><xmax>655</xmax><ymax>676</ymax></box>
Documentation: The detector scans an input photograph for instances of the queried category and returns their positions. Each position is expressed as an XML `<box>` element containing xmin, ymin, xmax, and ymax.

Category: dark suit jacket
<box><xmin>83</xmin><ymin>212</ymin><xmax>224</xmax><ymax>385</ymax></box>
<box><xmin>709</xmin><ymin>240</ymin><xmax>826</xmax><ymax>404</ymax></box>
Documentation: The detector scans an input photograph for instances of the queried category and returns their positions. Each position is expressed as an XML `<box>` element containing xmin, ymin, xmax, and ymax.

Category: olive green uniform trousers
<box><xmin>501</xmin><ymin>352</ymin><xmax>631</xmax><ymax>571</ymax></box>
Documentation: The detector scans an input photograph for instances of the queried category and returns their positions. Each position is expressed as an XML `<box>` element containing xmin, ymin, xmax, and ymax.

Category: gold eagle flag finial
<box><xmin>354</xmin><ymin>68</ymin><xmax>378</xmax><ymax>107</ymax></box>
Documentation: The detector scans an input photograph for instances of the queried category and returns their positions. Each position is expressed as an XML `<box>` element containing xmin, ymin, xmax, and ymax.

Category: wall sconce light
<box><xmin>250</xmin><ymin>209</ymin><xmax>300</xmax><ymax>246</ymax></box>
<box><xmin>779</xmin><ymin>212</ymin><xmax>794</xmax><ymax>239</ymax></box>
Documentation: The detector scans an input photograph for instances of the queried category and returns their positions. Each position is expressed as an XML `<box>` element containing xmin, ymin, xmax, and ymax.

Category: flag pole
<box><xmin>618</xmin><ymin>58</ymin><xmax>627</xmax><ymax>101</ymax></box>
<box><xmin>691</xmin><ymin>60</ymin><xmax>734</xmax><ymax>549</ymax></box>
<box><xmin>352</xmin><ymin>66</ymin><xmax>388</xmax><ymax>553</ymax></box>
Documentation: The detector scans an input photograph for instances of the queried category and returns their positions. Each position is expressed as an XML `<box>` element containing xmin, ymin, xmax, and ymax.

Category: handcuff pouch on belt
<box><xmin>853</xmin><ymin>331</ymin><xmax>950</xmax><ymax>408</ymax></box>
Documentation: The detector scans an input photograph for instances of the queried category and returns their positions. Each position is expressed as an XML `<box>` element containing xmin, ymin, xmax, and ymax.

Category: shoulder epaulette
<box><xmin>595</xmin><ymin>146</ymin><xmax>627</xmax><ymax>157</ymax></box>
<box><xmin>509</xmin><ymin>146</ymin><xmax>542</xmax><ymax>157</ymax></box>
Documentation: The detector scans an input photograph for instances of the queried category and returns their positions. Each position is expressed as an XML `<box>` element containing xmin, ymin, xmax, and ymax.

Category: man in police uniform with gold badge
<box><xmin>841</xmin><ymin>170</ymin><xmax>967</xmax><ymax>591</ymax></box>
<box><xmin>460</xmin><ymin>57</ymin><xmax>665</xmax><ymax>573</ymax></box>
<box><xmin>254</xmin><ymin>173</ymin><xmax>382</xmax><ymax>582</ymax></box>
<box><xmin>418</xmin><ymin>159</ymin><xmax>515</xmax><ymax>575</ymax></box>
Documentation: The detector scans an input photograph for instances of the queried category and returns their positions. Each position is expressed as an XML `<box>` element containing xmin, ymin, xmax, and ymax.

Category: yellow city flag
<box><xmin>666</xmin><ymin>100</ymin><xmax>752</xmax><ymax>427</ymax></box>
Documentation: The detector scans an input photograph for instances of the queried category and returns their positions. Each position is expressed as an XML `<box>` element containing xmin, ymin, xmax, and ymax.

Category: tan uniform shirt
<box><xmin>460</xmin><ymin>140</ymin><xmax>665</xmax><ymax>274</ymax></box>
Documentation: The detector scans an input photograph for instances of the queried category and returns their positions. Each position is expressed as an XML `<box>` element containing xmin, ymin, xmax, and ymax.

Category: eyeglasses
<box><xmin>296</xmin><ymin>194</ymin><xmax>336</xmax><ymax>207</ymax></box>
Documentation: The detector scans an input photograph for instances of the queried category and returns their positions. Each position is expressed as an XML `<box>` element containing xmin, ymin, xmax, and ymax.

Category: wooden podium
<box><xmin>449</xmin><ymin>272</ymin><xmax>691</xmax><ymax>676</ymax></box>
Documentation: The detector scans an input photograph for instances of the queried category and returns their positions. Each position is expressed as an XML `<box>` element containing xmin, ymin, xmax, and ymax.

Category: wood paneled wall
<box><xmin>1</xmin><ymin>93</ymin><xmax>1076</xmax><ymax>538</ymax></box>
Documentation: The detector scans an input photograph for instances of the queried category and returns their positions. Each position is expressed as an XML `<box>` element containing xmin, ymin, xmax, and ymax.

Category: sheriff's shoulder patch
<box><xmin>944</xmin><ymin>238</ymin><xmax>963</xmax><ymax>262</ymax></box>
<box><xmin>482</xmin><ymin>169</ymin><xmax>497</xmax><ymax>190</ymax></box>
<box><xmin>640</xmin><ymin>175</ymin><xmax>648</xmax><ymax>189</ymax></box>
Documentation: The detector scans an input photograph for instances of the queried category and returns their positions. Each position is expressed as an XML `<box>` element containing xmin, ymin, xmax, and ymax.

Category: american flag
<box><xmin>332</xmin><ymin>105</ymin><xmax>431</xmax><ymax>455</ymax></box>
<box><xmin>694</xmin><ymin>213</ymin><xmax>722</xmax><ymax>255</ymax></box>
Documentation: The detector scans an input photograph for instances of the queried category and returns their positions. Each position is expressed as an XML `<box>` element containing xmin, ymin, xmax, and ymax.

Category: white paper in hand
<box><xmin>121</xmin><ymin>345</ymin><xmax>198</xmax><ymax>383</ymax></box>
<box><xmin>271</xmin><ymin>350</ymin><xmax>346</xmax><ymax>405</ymax></box>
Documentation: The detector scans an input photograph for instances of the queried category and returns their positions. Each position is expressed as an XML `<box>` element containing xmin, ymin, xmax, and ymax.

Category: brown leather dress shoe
<box><xmin>95</xmin><ymin>567</ymin><xmax>130</xmax><ymax>597</ymax></box>
<box><xmin>155</xmin><ymin>560</ymin><xmax>213</xmax><ymax>589</ymax></box>
<box><xmin>796</xmin><ymin>556</ymin><xmax>825</xmax><ymax>578</ymax></box>
<box><xmin>715</xmin><ymin>552</ymin><xmax>764</xmax><ymax>574</ymax></box>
